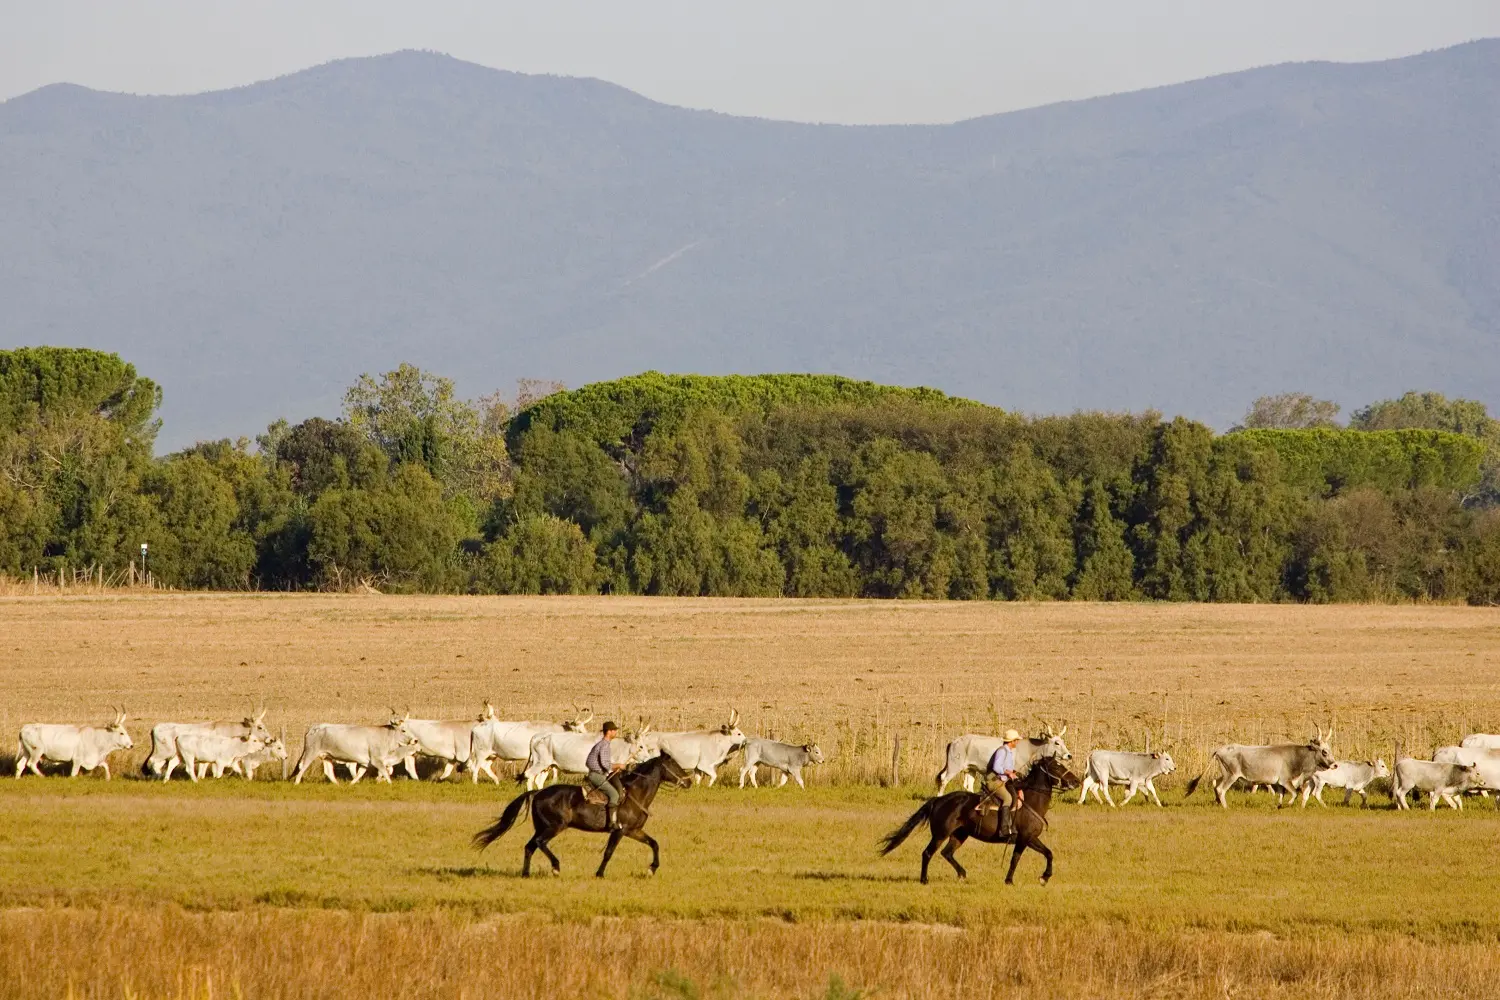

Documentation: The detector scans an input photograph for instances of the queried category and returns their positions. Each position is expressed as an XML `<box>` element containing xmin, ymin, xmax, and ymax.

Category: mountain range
<box><xmin>3</xmin><ymin>41</ymin><xmax>1497</xmax><ymax>447</ymax></box>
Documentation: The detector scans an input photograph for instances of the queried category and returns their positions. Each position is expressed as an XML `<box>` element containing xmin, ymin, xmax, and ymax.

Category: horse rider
<box><xmin>985</xmin><ymin>729</ymin><xmax>1024</xmax><ymax>836</ymax></box>
<box><xmin>585</xmin><ymin>721</ymin><xmax>625</xmax><ymax>830</ymax></box>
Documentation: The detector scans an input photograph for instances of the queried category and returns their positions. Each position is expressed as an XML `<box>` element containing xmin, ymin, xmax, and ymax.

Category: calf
<box><xmin>1078</xmin><ymin>750</ymin><xmax>1176</xmax><ymax>807</ymax></box>
<box><xmin>198</xmin><ymin>735</ymin><xmax>289</xmax><ymax>780</ymax></box>
<box><xmin>1305</xmin><ymin>759</ymin><xmax>1389</xmax><ymax>807</ymax></box>
<box><xmin>1433</xmin><ymin>746</ymin><xmax>1500</xmax><ymax>808</ymax></box>
<box><xmin>16</xmin><ymin>711</ymin><xmax>133</xmax><ymax>779</ymax></box>
<box><xmin>738</xmin><ymin>739</ymin><xmax>825</xmax><ymax>788</ymax></box>
<box><xmin>176</xmin><ymin>732</ymin><xmax>266</xmax><ymax>782</ymax></box>
<box><xmin>1391</xmin><ymin>756</ymin><xmax>1485</xmax><ymax>810</ymax></box>
<box><xmin>144</xmin><ymin>709</ymin><xmax>271</xmax><ymax>780</ymax></box>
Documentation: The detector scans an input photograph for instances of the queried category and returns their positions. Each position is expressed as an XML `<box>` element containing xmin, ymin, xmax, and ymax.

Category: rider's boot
<box><xmin>998</xmin><ymin>806</ymin><xmax>1014</xmax><ymax>839</ymax></box>
<box><xmin>605</xmin><ymin>804</ymin><xmax>620</xmax><ymax>831</ymax></box>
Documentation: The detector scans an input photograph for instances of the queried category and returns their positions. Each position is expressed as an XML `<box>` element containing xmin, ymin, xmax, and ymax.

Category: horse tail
<box><xmin>472</xmin><ymin>790</ymin><xmax>534</xmax><ymax>851</ymax></box>
<box><xmin>879</xmin><ymin>798</ymin><xmax>936</xmax><ymax>855</ymax></box>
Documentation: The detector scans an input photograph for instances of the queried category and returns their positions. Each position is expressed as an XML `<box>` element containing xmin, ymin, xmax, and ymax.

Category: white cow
<box><xmin>16</xmin><ymin>710</ymin><xmax>133</xmax><ymax>779</ymax></box>
<box><xmin>144</xmin><ymin>710</ymin><xmax>273</xmax><ymax>780</ymax></box>
<box><xmin>176</xmin><ymin>732</ymin><xmax>268</xmax><ymax>782</ymax></box>
<box><xmin>1078</xmin><ymin>750</ymin><xmax>1176</xmax><ymax>807</ymax></box>
<box><xmin>1433</xmin><ymin>746</ymin><xmax>1500</xmax><ymax>807</ymax></box>
<box><xmin>1460</xmin><ymin>733</ymin><xmax>1500</xmax><ymax>751</ymax></box>
<box><xmin>198</xmin><ymin>734</ymin><xmax>289</xmax><ymax>780</ymax></box>
<box><xmin>935</xmin><ymin>723</ymin><xmax>1072</xmax><ymax>793</ymax></box>
<box><xmin>521</xmin><ymin>726</ymin><xmax>653</xmax><ymax>790</ymax></box>
<box><xmin>291</xmin><ymin>711</ymin><xmax>420</xmax><ymax>784</ymax></box>
<box><xmin>1391</xmin><ymin>756</ymin><xmax>1485</xmax><ymax>810</ymax></box>
<box><xmin>1304</xmin><ymin>759</ymin><xmax>1389</xmax><ymax>807</ymax></box>
<box><xmin>466</xmin><ymin>712</ymin><xmax>589</xmax><ymax>784</ymax></box>
<box><xmin>639</xmin><ymin>710</ymin><xmax>746</xmax><ymax>786</ymax></box>
<box><xmin>399</xmin><ymin>701</ymin><xmax>502</xmax><ymax>781</ymax></box>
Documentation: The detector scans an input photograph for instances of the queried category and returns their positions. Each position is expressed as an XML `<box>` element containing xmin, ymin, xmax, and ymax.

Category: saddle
<box><xmin>581</xmin><ymin>776</ymin><xmax>621</xmax><ymax>806</ymax></box>
<box><xmin>971</xmin><ymin>792</ymin><xmax>1009</xmax><ymax>839</ymax></box>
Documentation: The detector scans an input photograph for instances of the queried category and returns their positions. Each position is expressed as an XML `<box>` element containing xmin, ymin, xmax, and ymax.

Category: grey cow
<box><xmin>935</xmin><ymin>723</ymin><xmax>1071</xmax><ymax>793</ymax></box>
<box><xmin>291</xmin><ymin>711</ymin><xmax>419</xmax><ymax>784</ymax></box>
<box><xmin>1392</xmin><ymin>756</ymin><xmax>1485</xmax><ymax>810</ymax></box>
<box><xmin>1305</xmin><ymin>759</ymin><xmax>1389</xmax><ymax>807</ymax></box>
<box><xmin>1184</xmin><ymin>728</ymin><xmax>1336</xmax><ymax>808</ymax></box>
<box><xmin>738</xmin><ymin>739</ymin><xmax>825</xmax><ymax>788</ymax></box>
<box><xmin>1078</xmin><ymin>750</ymin><xmax>1175</xmax><ymax>807</ymax></box>
<box><xmin>1433</xmin><ymin>746</ymin><xmax>1500</xmax><ymax>807</ymax></box>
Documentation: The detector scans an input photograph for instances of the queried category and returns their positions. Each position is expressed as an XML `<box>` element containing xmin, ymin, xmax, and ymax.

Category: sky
<box><xmin>4</xmin><ymin>1</ymin><xmax>1499</xmax><ymax>122</ymax></box>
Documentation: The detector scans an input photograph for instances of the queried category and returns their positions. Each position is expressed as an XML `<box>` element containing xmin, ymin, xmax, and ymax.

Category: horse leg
<box><xmin>1004</xmin><ymin>838</ymin><xmax>1027</xmax><ymax>885</ymax></box>
<box><xmin>534</xmin><ymin>836</ymin><xmax>562</xmax><ymax>876</ymax></box>
<box><xmin>1034</xmin><ymin>838</ymin><xmax>1056</xmax><ymax>885</ymax></box>
<box><xmin>920</xmin><ymin>832</ymin><xmax>942</xmax><ymax>885</ymax></box>
<box><xmin>596</xmin><ymin>830</ymin><xmax>625</xmax><ymax>878</ymax></box>
<box><xmin>522</xmin><ymin>836</ymin><xmax>540</xmax><ymax>877</ymax></box>
<box><xmin>624</xmin><ymin>828</ymin><xmax>662</xmax><ymax>875</ymax></box>
<box><xmin>939</xmin><ymin>835</ymin><xmax>968</xmax><ymax>880</ymax></box>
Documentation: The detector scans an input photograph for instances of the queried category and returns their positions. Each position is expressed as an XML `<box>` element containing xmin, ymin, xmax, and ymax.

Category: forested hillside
<box><xmin>4</xmin><ymin>348</ymin><xmax>1499</xmax><ymax>603</ymax></box>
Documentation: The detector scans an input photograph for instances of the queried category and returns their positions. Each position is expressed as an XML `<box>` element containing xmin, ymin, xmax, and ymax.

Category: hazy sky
<box><xmin>5</xmin><ymin>1</ymin><xmax>1500</xmax><ymax>122</ymax></box>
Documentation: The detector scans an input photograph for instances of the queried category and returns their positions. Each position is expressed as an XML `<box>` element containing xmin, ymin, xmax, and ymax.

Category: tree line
<box><xmin>3</xmin><ymin>348</ymin><xmax>1498</xmax><ymax>603</ymax></box>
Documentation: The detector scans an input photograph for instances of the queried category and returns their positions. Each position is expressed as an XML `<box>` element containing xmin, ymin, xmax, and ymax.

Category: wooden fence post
<box><xmin>890</xmin><ymin>735</ymin><xmax>902</xmax><ymax>788</ymax></box>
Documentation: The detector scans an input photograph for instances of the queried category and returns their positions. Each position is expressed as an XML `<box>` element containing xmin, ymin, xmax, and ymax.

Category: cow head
<box><xmin>719</xmin><ymin>708</ymin><xmax>746</xmax><ymax>745</ymax></box>
<box><xmin>1372</xmin><ymin>758</ymin><xmax>1390</xmax><ymax>779</ymax></box>
<box><xmin>478</xmin><ymin>700</ymin><xmax>497</xmax><ymax>722</ymax></box>
<box><xmin>1156</xmin><ymin>751</ymin><xmax>1176</xmax><ymax>774</ymax></box>
<box><xmin>244</xmin><ymin>708</ymin><xmax>272</xmax><ymax>743</ymax></box>
<box><xmin>1458</xmin><ymin>763</ymin><xmax>1485</xmax><ymax>791</ymax></box>
<box><xmin>108</xmin><ymin>709</ymin><xmax>133</xmax><ymax>750</ymax></box>
<box><xmin>620</xmin><ymin>723</ymin><xmax>655</xmax><ymax>766</ymax></box>
<box><xmin>1309</xmin><ymin>726</ymin><xmax>1335</xmax><ymax>769</ymax></box>
<box><xmin>564</xmin><ymin>705</ymin><xmax>593</xmax><ymax>732</ymax></box>
<box><xmin>1037</xmin><ymin>720</ymin><xmax>1071</xmax><ymax>760</ymax></box>
<box><xmin>261</xmin><ymin>736</ymin><xmax>289</xmax><ymax>762</ymax></box>
<box><xmin>386</xmin><ymin>707</ymin><xmax>414</xmax><ymax>738</ymax></box>
<box><xmin>804</xmin><ymin>744</ymin><xmax>826</xmax><ymax>765</ymax></box>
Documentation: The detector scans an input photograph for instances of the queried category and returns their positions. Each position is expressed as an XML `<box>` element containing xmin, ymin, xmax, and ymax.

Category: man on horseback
<box><xmin>983</xmin><ymin>729</ymin><xmax>1023</xmax><ymax>836</ymax></box>
<box><xmin>586</xmin><ymin>721</ymin><xmax>624</xmax><ymax>830</ymax></box>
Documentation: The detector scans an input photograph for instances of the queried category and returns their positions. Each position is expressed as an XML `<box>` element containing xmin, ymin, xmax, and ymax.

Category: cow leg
<box><xmin>29</xmin><ymin>755</ymin><xmax>45</xmax><ymax>777</ymax></box>
<box><xmin>402</xmin><ymin>755</ymin><xmax>419</xmax><ymax>781</ymax></box>
<box><xmin>323</xmin><ymin>760</ymin><xmax>341</xmax><ymax>784</ymax></box>
<box><xmin>939</xmin><ymin>836</ymin><xmax>967</xmax><ymax>880</ymax></box>
<box><xmin>100</xmin><ymin>762</ymin><xmax>111</xmax><ymax>781</ymax></box>
<box><xmin>1213</xmin><ymin>775</ymin><xmax>1232</xmax><ymax>808</ymax></box>
<box><xmin>1117</xmin><ymin>782</ymin><xmax>1135</xmax><ymax>807</ymax></box>
<box><xmin>960</xmin><ymin>772</ymin><xmax>976</xmax><ymax>794</ymax></box>
<box><xmin>162</xmin><ymin>756</ymin><xmax>179</xmax><ymax>782</ymax></box>
<box><xmin>1077</xmin><ymin>775</ymin><xmax>1093</xmax><ymax>804</ymax></box>
<box><xmin>13</xmin><ymin>753</ymin><xmax>24</xmax><ymax>778</ymax></box>
<box><xmin>792</xmin><ymin>768</ymin><xmax>805</xmax><ymax>789</ymax></box>
<box><xmin>702</xmin><ymin>768</ymin><xmax>717</xmax><ymax>787</ymax></box>
<box><xmin>212</xmin><ymin>763</ymin><xmax>226</xmax><ymax>779</ymax></box>
<box><xmin>596</xmin><ymin>830</ymin><xmax>626</xmax><ymax>878</ymax></box>
<box><xmin>435</xmin><ymin>762</ymin><xmax>455</xmax><ymax>782</ymax></box>
<box><xmin>624</xmin><ymin>828</ymin><xmax>662</xmax><ymax>875</ymax></box>
<box><xmin>69</xmin><ymin>761</ymin><xmax>81</xmax><ymax>778</ymax></box>
<box><xmin>184</xmin><ymin>755</ymin><xmax>200</xmax><ymax>783</ymax></box>
<box><xmin>738</xmin><ymin>764</ymin><xmax>750</xmax><ymax>788</ymax></box>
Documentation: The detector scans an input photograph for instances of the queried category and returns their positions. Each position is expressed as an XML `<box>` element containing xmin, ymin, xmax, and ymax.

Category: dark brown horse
<box><xmin>879</xmin><ymin>756</ymin><xmax>1081</xmax><ymax>885</ymax></box>
<box><xmin>472</xmin><ymin>754</ymin><xmax>693</xmax><ymax>877</ymax></box>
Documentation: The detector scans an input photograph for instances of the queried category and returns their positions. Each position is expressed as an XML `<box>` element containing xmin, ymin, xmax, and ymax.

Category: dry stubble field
<box><xmin>2</xmin><ymin>594</ymin><xmax>1499</xmax><ymax>999</ymax></box>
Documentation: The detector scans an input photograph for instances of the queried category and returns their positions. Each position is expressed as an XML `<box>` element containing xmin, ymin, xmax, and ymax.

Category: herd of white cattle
<box><xmin>13</xmin><ymin>708</ymin><xmax>1500</xmax><ymax>810</ymax></box>
<box><xmin>13</xmin><ymin>705</ymin><xmax>826</xmax><ymax>792</ymax></box>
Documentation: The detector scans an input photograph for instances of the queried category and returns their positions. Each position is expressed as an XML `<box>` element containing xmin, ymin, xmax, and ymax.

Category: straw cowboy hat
<box><xmin>1002</xmin><ymin>729</ymin><xmax>1022</xmax><ymax>742</ymax></box>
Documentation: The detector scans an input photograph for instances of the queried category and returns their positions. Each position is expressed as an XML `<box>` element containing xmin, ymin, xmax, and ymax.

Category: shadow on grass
<box><xmin>415</xmin><ymin>865</ymin><xmax>533</xmax><ymax>881</ymax></box>
<box><xmin>795</xmin><ymin>870</ymin><xmax>922</xmax><ymax>884</ymax></box>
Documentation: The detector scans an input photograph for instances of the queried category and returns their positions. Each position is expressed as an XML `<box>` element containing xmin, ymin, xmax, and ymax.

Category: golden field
<box><xmin>2</xmin><ymin>594</ymin><xmax>1499</xmax><ymax>998</ymax></box>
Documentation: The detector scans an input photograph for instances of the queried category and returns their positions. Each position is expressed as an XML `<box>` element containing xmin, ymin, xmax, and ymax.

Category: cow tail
<box><xmin>1184</xmin><ymin>772</ymin><xmax>1206</xmax><ymax>798</ymax></box>
<box><xmin>472</xmin><ymin>790</ymin><xmax>534</xmax><ymax>851</ymax></box>
<box><xmin>879</xmin><ymin>798</ymin><xmax>935</xmax><ymax>855</ymax></box>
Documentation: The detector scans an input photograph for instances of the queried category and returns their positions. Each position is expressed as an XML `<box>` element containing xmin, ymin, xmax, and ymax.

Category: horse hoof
<box><xmin>1039</xmin><ymin>877</ymin><xmax>1049</xmax><ymax>886</ymax></box>
<box><xmin>645</xmin><ymin>868</ymin><xmax>656</xmax><ymax>877</ymax></box>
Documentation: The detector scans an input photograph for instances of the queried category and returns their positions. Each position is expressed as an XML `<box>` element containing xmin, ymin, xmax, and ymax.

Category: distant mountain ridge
<box><xmin>3</xmin><ymin>42</ymin><xmax>1497</xmax><ymax>448</ymax></box>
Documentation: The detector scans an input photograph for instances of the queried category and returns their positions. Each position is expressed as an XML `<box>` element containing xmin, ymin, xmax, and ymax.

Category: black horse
<box><xmin>472</xmin><ymin>754</ymin><xmax>693</xmax><ymax>877</ymax></box>
<box><xmin>879</xmin><ymin>755</ymin><xmax>1081</xmax><ymax>885</ymax></box>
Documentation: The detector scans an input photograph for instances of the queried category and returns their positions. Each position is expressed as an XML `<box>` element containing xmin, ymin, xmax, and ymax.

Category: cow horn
<box><xmin>254</xmin><ymin>707</ymin><xmax>266</xmax><ymax>724</ymax></box>
<box><xmin>1058</xmin><ymin>722</ymin><xmax>1068</xmax><ymax>737</ymax></box>
<box><xmin>730</xmin><ymin>708</ymin><xmax>740</xmax><ymax>727</ymax></box>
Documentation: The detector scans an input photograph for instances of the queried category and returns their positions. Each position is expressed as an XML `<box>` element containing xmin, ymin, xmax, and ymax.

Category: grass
<box><xmin>2</xmin><ymin>594</ymin><xmax>1499</xmax><ymax>997</ymax></box>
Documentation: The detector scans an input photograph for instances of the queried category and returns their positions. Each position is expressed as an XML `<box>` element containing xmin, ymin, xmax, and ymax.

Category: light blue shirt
<box><xmin>988</xmin><ymin>744</ymin><xmax>1016</xmax><ymax>776</ymax></box>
